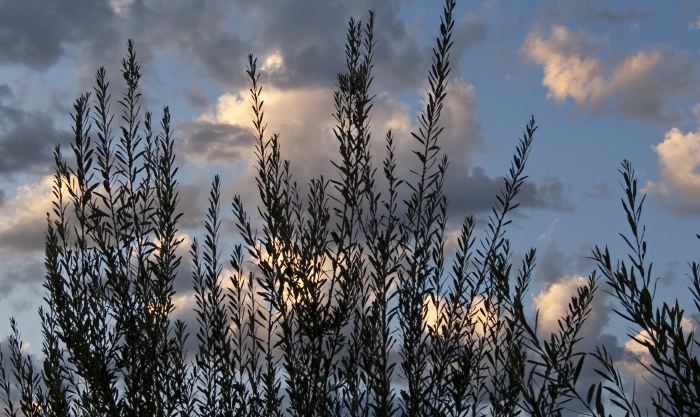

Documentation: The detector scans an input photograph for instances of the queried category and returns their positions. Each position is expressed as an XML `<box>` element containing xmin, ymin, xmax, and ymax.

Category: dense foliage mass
<box><xmin>1</xmin><ymin>1</ymin><xmax>698</xmax><ymax>416</ymax></box>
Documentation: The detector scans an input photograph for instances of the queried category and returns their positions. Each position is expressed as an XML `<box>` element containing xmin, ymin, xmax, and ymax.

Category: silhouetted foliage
<box><xmin>1</xmin><ymin>1</ymin><xmax>698</xmax><ymax>417</ymax></box>
<box><xmin>585</xmin><ymin>161</ymin><xmax>700</xmax><ymax>417</ymax></box>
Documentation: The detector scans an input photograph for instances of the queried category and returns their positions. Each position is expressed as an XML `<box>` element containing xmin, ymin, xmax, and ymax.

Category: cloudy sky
<box><xmin>1</xmin><ymin>0</ymin><xmax>699</xmax><ymax>406</ymax></box>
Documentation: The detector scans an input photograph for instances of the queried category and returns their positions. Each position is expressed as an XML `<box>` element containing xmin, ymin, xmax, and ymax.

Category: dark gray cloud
<box><xmin>232</xmin><ymin>0</ymin><xmax>430</xmax><ymax>90</ymax></box>
<box><xmin>520</xmin><ymin>176</ymin><xmax>574</xmax><ymax>212</ymax></box>
<box><xmin>0</xmin><ymin>256</ymin><xmax>43</xmax><ymax>299</ymax></box>
<box><xmin>0</xmin><ymin>113</ymin><xmax>67</xmax><ymax>175</ymax></box>
<box><xmin>250</xmin><ymin>1</ymin><xmax>444</xmax><ymax>91</ymax></box>
<box><xmin>0</xmin><ymin>0</ymin><xmax>487</xmax><ymax>94</ymax></box>
<box><xmin>572</xmin><ymin>0</ymin><xmax>655</xmax><ymax>24</ymax></box>
<box><xmin>0</xmin><ymin>0</ymin><xmax>490</xmax><ymax>191</ymax></box>
<box><xmin>177</xmin><ymin>183</ymin><xmax>207</xmax><ymax>231</ymax></box>
<box><xmin>445</xmin><ymin>166</ymin><xmax>573</xmax><ymax>218</ymax></box>
<box><xmin>189</xmin><ymin>33</ymin><xmax>248</xmax><ymax>87</ymax></box>
<box><xmin>0</xmin><ymin>0</ymin><xmax>244</xmax><ymax>88</ymax></box>
<box><xmin>0</xmin><ymin>0</ymin><xmax>115</xmax><ymax>70</ymax></box>
<box><xmin>184</xmin><ymin>88</ymin><xmax>212</xmax><ymax>110</ymax></box>
<box><xmin>0</xmin><ymin>86</ymin><xmax>69</xmax><ymax>175</ymax></box>
<box><xmin>537</xmin><ymin>242</ymin><xmax>567</xmax><ymax>285</ymax></box>
<box><xmin>0</xmin><ymin>218</ymin><xmax>45</xmax><ymax>253</ymax></box>
<box><xmin>180</xmin><ymin>120</ymin><xmax>253</xmax><ymax>163</ymax></box>
<box><xmin>68</xmin><ymin>0</ymin><xmax>247</xmax><ymax>90</ymax></box>
<box><xmin>539</xmin><ymin>0</ymin><xmax>654</xmax><ymax>25</ymax></box>
<box><xmin>584</xmin><ymin>7</ymin><xmax>654</xmax><ymax>24</ymax></box>
<box><xmin>536</xmin><ymin>241</ymin><xmax>595</xmax><ymax>286</ymax></box>
<box><xmin>659</xmin><ymin>260</ymin><xmax>682</xmax><ymax>286</ymax></box>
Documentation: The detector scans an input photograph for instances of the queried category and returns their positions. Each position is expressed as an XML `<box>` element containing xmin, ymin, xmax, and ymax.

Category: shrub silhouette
<box><xmin>584</xmin><ymin>161</ymin><xmax>700</xmax><ymax>417</ymax></box>
<box><xmin>1</xmin><ymin>1</ymin><xmax>698</xmax><ymax>417</ymax></box>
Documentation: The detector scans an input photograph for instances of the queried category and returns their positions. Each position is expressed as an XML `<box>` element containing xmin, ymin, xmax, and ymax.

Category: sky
<box><xmin>0</xmin><ymin>0</ymin><xmax>699</xmax><ymax>409</ymax></box>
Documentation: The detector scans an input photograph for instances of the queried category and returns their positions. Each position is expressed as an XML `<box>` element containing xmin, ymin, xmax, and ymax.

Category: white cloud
<box><xmin>261</xmin><ymin>51</ymin><xmax>285</xmax><ymax>73</ymax></box>
<box><xmin>200</xmin><ymin>76</ymin><xmax>478</xmax><ymax>203</ymax></box>
<box><xmin>0</xmin><ymin>176</ymin><xmax>53</xmax><ymax>219</ymax></box>
<box><xmin>203</xmin><ymin>85</ymin><xmax>337</xmax><ymax>180</ymax></box>
<box><xmin>522</xmin><ymin>26</ymin><xmax>606</xmax><ymax>105</ymax></box>
<box><xmin>0</xmin><ymin>176</ymin><xmax>56</xmax><ymax>252</ymax></box>
<box><xmin>618</xmin><ymin>317</ymin><xmax>696</xmax><ymax>383</ymax></box>
<box><xmin>423</xmin><ymin>294</ymin><xmax>492</xmax><ymax>337</ymax></box>
<box><xmin>644</xmin><ymin>127</ymin><xmax>700</xmax><ymax>214</ymax></box>
<box><xmin>522</xmin><ymin>26</ymin><xmax>694</xmax><ymax>121</ymax></box>
<box><xmin>152</xmin><ymin>233</ymin><xmax>192</xmax><ymax>259</ymax></box>
<box><xmin>533</xmin><ymin>275</ymin><xmax>588</xmax><ymax>334</ymax></box>
<box><xmin>210</xmin><ymin>87</ymin><xmax>331</xmax><ymax>131</ymax></box>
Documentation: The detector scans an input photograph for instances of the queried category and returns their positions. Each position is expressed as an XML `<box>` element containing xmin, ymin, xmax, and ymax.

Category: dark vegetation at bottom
<box><xmin>1</xmin><ymin>1</ymin><xmax>698</xmax><ymax>416</ymax></box>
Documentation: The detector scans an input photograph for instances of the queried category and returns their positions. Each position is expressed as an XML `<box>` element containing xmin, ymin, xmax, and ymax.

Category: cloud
<box><xmin>644</xmin><ymin>127</ymin><xmax>700</xmax><ymax>215</ymax></box>
<box><xmin>537</xmin><ymin>217</ymin><xmax>559</xmax><ymax>242</ymax></box>
<box><xmin>572</xmin><ymin>1</ymin><xmax>654</xmax><ymax>24</ymax></box>
<box><xmin>520</xmin><ymin>177</ymin><xmax>574</xmax><ymax>211</ymax></box>
<box><xmin>75</xmin><ymin>0</ymin><xmax>249</xmax><ymax>89</ymax></box>
<box><xmin>583</xmin><ymin>7</ymin><xmax>653</xmax><ymax>24</ymax></box>
<box><xmin>0</xmin><ymin>113</ymin><xmax>67</xmax><ymax>175</ymax></box>
<box><xmin>609</xmin><ymin>50</ymin><xmax>693</xmax><ymax>121</ymax></box>
<box><xmin>530</xmin><ymin>272</ymin><xmax>626</xmax><ymax>414</ymax></box>
<box><xmin>452</xmin><ymin>12</ymin><xmax>487</xmax><ymax>65</ymax></box>
<box><xmin>534</xmin><ymin>275</ymin><xmax>588</xmax><ymax>333</ymax></box>
<box><xmin>424</xmin><ymin>294</ymin><xmax>493</xmax><ymax>339</ymax></box>
<box><xmin>205</xmin><ymin>84</ymin><xmax>337</xmax><ymax>187</ymax></box>
<box><xmin>0</xmin><ymin>0</ymin><xmax>115</xmax><ymax>70</ymax></box>
<box><xmin>615</xmin><ymin>318</ymin><xmax>696</xmax><ymax>409</ymax></box>
<box><xmin>445</xmin><ymin>167</ymin><xmax>573</xmax><ymax>217</ymax></box>
<box><xmin>109</xmin><ymin>0</ymin><xmax>134</xmax><ymax>17</ymax></box>
<box><xmin>0</xmin><ymin>0</ymin><xmax>246</xmax><ymax>87</ymax></box>
<box><xmin>261</xmin><ymin>51</ymin><xmax>285</xmax><ymax>74</ymax></box>
<box><xmin>535</xmin><ymin>240</ymin><xmax>596</xmax><ymax>288</ymax></box>
<box><xmin>523</xmin><ymin>26</ymin><xmax>606</xmax><ymax>105</ymax></box>
<box><xmin>0</xmin><ymin>173</ymin><xmax>197</xmax><ymax>300</ymax></box>
<box><xmin>0</xmin><ymin>256</ymin><xmax>44</xmax><ymax>300</ymax></box>
<box><xmin>231</xmin><ymin>0</ymin><xmax>433</xmax><ymax>90</ymax></box>
<box><xmin>0</xmin><ymin>176</ymin><xmax>54</xmax><ymax>253</ymax></box>
<box><xmin>538</xmin><ymin>1</ymin><xmax>654</xmax><ymax>25</ymax></box>
<box><xmin>537</xmin><ymin>243</ymin><xmax>569</xmax><ymax>287</ymax></box>
<box><xmin>382</xmin><ymin>79</ymin><xmax>572</xmax><ymax>217</ymax></box>
<box><xmin>203</xmin><ymin>78</ymin><xmax>461</xmax><ymax>198</ymax></box>
<box><xmin>522</xmin><ymin>25</ymin><xmax>695</xmax><ymax>122</ymax></box>
<box><xmin>0</xmin><ymin>85</ymin><xmax>10</xmax><ymax>99</ymax></box>
<box><xmin>689</xmin><ymin>16</ymin><xmax>700</xmax><ymax>31</ymax></box>
<box><xmin>532</xmin><ymin>274</ymin><xmax>617</xmax><ymax>355</ymax></box>
<box><xmin>0</xmin><ymin>0</ymin><xmax>489</xmax><ymax>96</ymax></box>
<box><xmin>183</xmin><ymin>88</ymin><xmax>212</xmax><ymax>110</ymax></box>
<box><xmin>201</xmin><ymin>76</ymin><xmax>570</xmax><ymax>219</ymax></box>
<box><xmin>179</xmin><ymin>120</ymin><xmax>253</xmax><ymax>164</ymax></box>
<box><xmin>0</xmin><ymin>85</ymin><xmax>68</xmax><ymax>176</ymax></box>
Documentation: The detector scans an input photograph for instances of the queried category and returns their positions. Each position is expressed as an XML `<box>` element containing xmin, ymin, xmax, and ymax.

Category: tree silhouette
<box><xmin>1</xmin><ymin>1</ymin><xmax>698</xmax><ymax>417</ymax></box>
